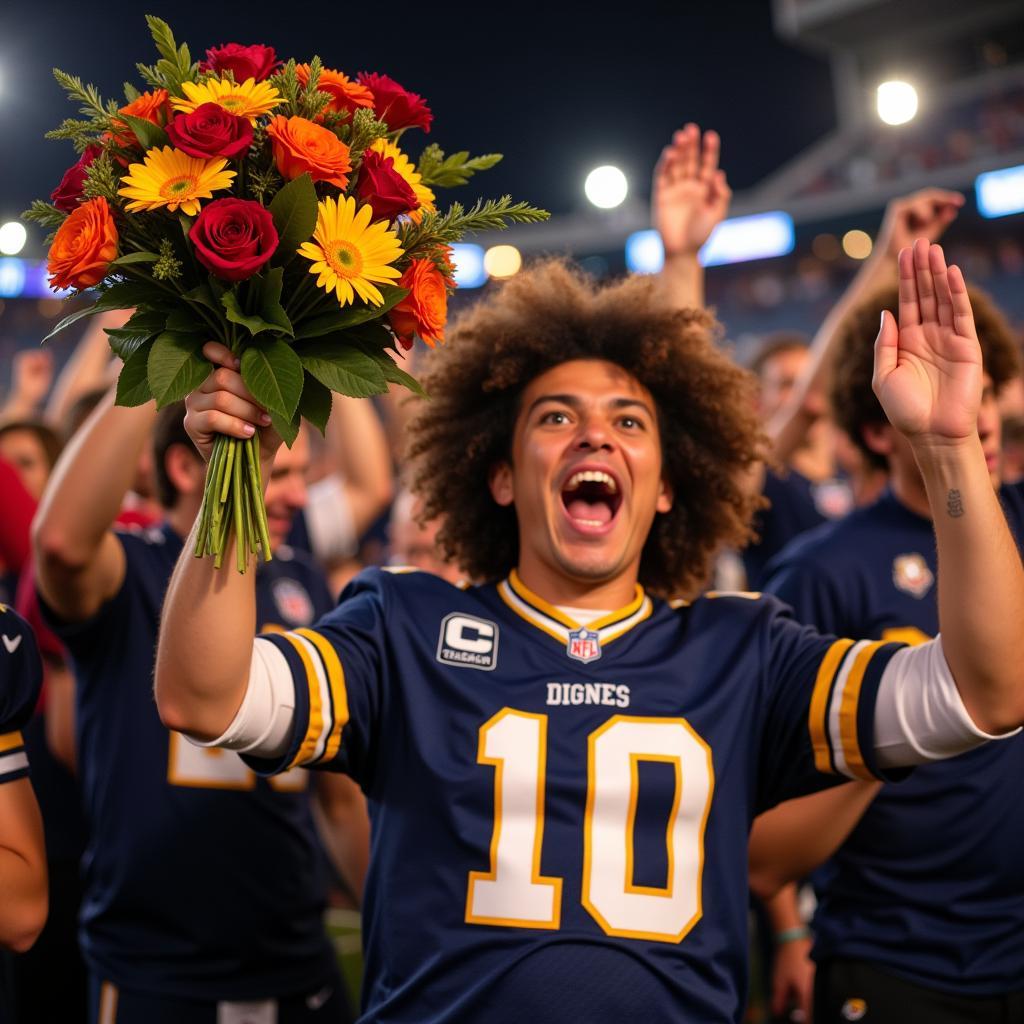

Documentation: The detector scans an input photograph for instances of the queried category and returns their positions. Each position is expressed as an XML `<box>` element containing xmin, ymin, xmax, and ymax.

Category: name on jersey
<box><xmin>436</xmin><ymin>613</ymin><xmax>499</xmax><ymax>670</ymax></box>
<box><xmin>546</xmin><ymin>681</ymin><xmax>630</xmax><ymax>708</ymax></box>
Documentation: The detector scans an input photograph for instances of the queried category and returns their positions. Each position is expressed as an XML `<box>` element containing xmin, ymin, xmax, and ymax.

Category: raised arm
<box><xmin>769</xmin><ymin>188</ymin><xmax>964</xmax><ymax>466</ymax></box>
<box><xmin>652</xmin><ymin>123</ymin><xmax>731</xmax><ymax>310</ymax></box>
<box><xmin>878</xmin><ymin>241</ymin><xmax>1024</xmax><ymax>732</ymax></box>
<box><xmin>33</xmin><ymin>389</ymin><xmax>156</xmax><ymax>621</ymax></box>
<box><xmin>0</xmin><ymin>350</ymin><xmax>54</xmax><ymax>423</ymax></box>
<box><xmin>155</xmin><ymin>343</ymin><xmax>279</xmax><ymax>740</ymax></box>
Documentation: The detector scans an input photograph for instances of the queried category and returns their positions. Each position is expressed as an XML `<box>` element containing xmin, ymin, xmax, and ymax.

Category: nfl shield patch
<box><xmin>272</xmin><ymin>578</ymin><xmax>315</xmax><ymax>625</ymax></box>
<box><xmin>567</xmin><ymin>627</ymin><xmax>601</xmax><ymax>664</ymax></box>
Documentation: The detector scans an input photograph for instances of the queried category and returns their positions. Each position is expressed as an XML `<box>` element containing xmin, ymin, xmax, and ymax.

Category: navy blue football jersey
<box><xmin>742</xmin><ymin>469</ymin><xmax>853</xmax><ymax>590</ymax></box>
<box><xmin>0</xmin><ymin>604</ymin><xmax>42</xmax><ymax>785</ymax></box>
<box><xmin>244</xmin><ymin>567</ymin><xmax>903</xmax><ymax>1023</ymax></box>
<box><xmin>40</xmin><ymin>523</ymin><xmax>338</xmax><ymax>1000</ymax></box>
<box><xmin>764</xmin><ymin>487</ymin><xmax>1024</xmax><ymax>996</ymax></box>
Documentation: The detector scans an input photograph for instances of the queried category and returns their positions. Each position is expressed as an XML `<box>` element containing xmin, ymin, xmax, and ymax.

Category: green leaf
<box><xmin>298</xmin><ymin>338</ymin><xmax>388</xmax><ymax>399</ymax></box>
<box><xmin>41</xmin><ymin>280</ymin><xmax>168</xmax><ymax>343</ymax></box>
<box><xmin>257</xmin><ymin>267</ymin><xmax>293</xmax><ymax>337</ymax></box>
<box><xmin>416</xmin><ymin>147</ymin><xmax>503</xmax><ymax>188</ymax></box>
<box><xmin>221</xmin><ymin>289</ymin><xmax>282</xmax><ymax>337</ymax></box>
<box><xmin>268</xmin><ymin>174</ymin><xmax>318</xmax><ymax>264</ymax></box>
<box><xmin>147</xmin><ymin>331</ymin><xmax>210</xmax><ymax>409</ymax></box>
<box><xmin>118</xmin><ymin>112</ymin><xmax>169</xmax><ymax>151</ymax></box>
<box><xmin>115</xmin><ymin>342</ymin><xmax>155</xmax><ymax>407</ymax></box>
<box><xmin>105</xmin><ymin>308</ymin><xmax>165</xmax><ymax>359</ymax></box>
<box><xmin>240</xmin><ymin>336</ymin><xmax>303</xmax><ymax>419</ymax></box>
<box><xmin>270</xmin><ymin>408</ymin><xmax>301</xmax><ymax>447</ymax></box>
<box><xmin>368</xmin><ymin>349</ymin><xmax>427</xmax><ymax>397</ymax></box>
<box><xmin>292</xmin><ymin>286</ymin><xmax>409</xmax><ymax>340</ymax></box>
<box><xmin>183</xmin><ymin>282</ymin><xmax>220</xmax><ymax>313</ymax></box>
<box><xmin>110</xmin><ymin>250</ymin><xmax>159</xmax><ymax>267</ymax></box>
<box><xmin>297</xmin><ymin>373</ymin><xmax>332</xmax><ymax>435</ymax></box>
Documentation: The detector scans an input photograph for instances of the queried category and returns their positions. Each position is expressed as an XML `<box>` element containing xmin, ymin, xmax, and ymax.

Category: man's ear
<box><xmin>862</xmin><ymin>422</ymin><xmax>895</xmax><ymax>458</ymax></box>
<box><xmin>166</xmin><ymin>445</ymin><xmax>205</xmax><ymax>499</ymax></box>
<box><xmin>656</xmin><ymin>476</ymin><xmax>673</xmax><ymax>515</ymax></box>
<box><xmin>489</xmin><ymin>460</ymin><xmax>515</xmax><ymax>507</ymax></box>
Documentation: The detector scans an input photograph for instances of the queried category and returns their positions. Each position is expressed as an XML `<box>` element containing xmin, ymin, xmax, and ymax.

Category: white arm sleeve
<box><xmin>185</xmin><ymin>638</ymin><xmax>298</xmax><ymax>760</ymax></box>
<box><xmin>304</xmin><ymin>474</ymin><xmax>357</xmax><ymax>563</ymax></box>
<box><xmin>874</xmin><ymin>635</ymin><xmax>1021</xmax><ymax>768</ymax></box>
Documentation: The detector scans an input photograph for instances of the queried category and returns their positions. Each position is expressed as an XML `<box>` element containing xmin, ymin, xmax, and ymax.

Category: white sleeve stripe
<box><xmin>0</xmin><ymin>751</ymin><xmax>29</xmax><ymax>777</ymax></box>
<box><xmin>827</xmin><ymin>639</ymin><xmax>871</xmax><ymax>778</ymax></box>
<box><xmin>291</xmin><ymin>632</ymin><xmax>334</xmax><ymax>765</ymax></box>
<box><xmin>875</xmin><ymin>635</ymin><xmax>1022</xmax><ymax>768</ymax></box>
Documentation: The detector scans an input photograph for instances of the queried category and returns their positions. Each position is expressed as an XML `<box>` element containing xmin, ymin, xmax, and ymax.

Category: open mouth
<box><xmin>560</xmin><ymin>469</ymin><xmax>622</xmax><ymax>529</ymax></box>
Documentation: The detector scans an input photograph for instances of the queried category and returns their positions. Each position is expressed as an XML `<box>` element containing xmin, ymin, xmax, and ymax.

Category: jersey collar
<box><xmin>497</xmin><ymin>569</ymin><xmax>653</xmax><ymax>647</ymax></box>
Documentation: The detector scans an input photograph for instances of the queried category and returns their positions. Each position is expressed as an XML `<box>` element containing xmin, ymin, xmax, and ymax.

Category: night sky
<box><xmin>2</xmin><ymin>0</ymin><xmax>835</xmax><ymax>247</ymax></box>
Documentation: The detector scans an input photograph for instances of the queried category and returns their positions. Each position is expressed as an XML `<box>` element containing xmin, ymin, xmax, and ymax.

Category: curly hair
<box><xmin>406</xmin><ymin>259</ymin><xmax>764</xmax><ymax>597</ymax></box>
<box><xmin>830</xmin><ymin>283</ymin><xmax>1022</xmax><ymax>471</ymax></box>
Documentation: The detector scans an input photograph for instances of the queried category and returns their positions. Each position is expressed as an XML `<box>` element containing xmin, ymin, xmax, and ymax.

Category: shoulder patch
<box><xmin>436</xmin><ymin>612</ymin><xmax>498</xmax><ymax>671</ymax></box>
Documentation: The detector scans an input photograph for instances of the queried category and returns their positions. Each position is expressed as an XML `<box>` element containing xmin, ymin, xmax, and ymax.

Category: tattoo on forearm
<box><xmin>947</xmin><ymin>489</ymin><xmax>964</xmax><ymax>518</ymax></box>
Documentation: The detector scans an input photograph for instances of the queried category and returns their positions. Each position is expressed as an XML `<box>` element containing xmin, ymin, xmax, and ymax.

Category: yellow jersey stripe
<box><xmin>838</xmin><ymin>640</ymin><xmax>887</xmax><ymax>781</ymax></box>
<box><xmin>588</xmin><ymin>586</ymin><xmax>646</xmax><ymax>631</ymax></box>
<box><xmin>498</xmin><ymin>582</ymin><xmax>568</xmax><ymax>643</ymax></box>
<box><xmin>296</xmin><ymin>628</ymin><xmax>348</xmax><ymax>763</ymax></box>
<box><xmin>508</xmin><ymin>571</ymin><xmax>578</xmax><ymax>629</ymax></box>
<box><xmin>280</xmin><ymin>633</ymin><xmax>326</xmax><ymax>769</ymax></box>
<box><xmin>0</xmin><ymin>731</ymin><xmax>24</xmax><ymax>754</ymax></box>
<box><xmin>599</xmin><ymin>599</ymin><xmax>654</xmax><ymax>643</ymax></box>
<box><xmin>809</xmin><ymin>638</ymin><xmax>855</xmax><ymax>773</ymax></box>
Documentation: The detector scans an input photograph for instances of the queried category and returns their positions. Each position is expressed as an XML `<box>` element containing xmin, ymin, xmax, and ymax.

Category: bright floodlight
<box><xmin>585</xmin><ymin>166</ymin><xmax>628</xmax><ymax>209</ymax></box>
<box><xmin>976</xmin><ymin>164</ymin><xmax>1024</xmax><ymax>219</ymax></box>
<box><xmin>483</xmin><ymin>245</ymin><xmax>522</xmax><ymax>279</ymax></box>
<box><xmin>0</xmin><ymin>222</ymin><xmax>27</xmax><ymax>256</ymax></box>
<box><xmin>877</xmin><ymin>81</ymin><xmax>918</xmax><ymax>126</ymax></box>
<box><xmin>448</xmin><ymin>243</ymin><xmax>487</xmax><ymax>289</ymax></box>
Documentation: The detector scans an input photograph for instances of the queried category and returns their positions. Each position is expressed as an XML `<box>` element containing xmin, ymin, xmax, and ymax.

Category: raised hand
<box><xmin>652</xmin><ymin>123</ymin><xmax>732</xmax><ymax>259</ymax></box>
<box><xmin>184</xmin><ymin>341</ymin><xmax>279</xmax><ymax>472</ymax></box>
<box><xmin>873</xmin><ymin>239</ymin><xmax>982</xmax><ymax>446</ymax></box>
<box><xmin>5</xmin><ymin>350</ymin><xmax>54</xmax><ymax>415</ymax></box>
<box><xmin>877</xmin><ymin>188</ymin><xmax>964</xmax><ymax>261</ymax></box>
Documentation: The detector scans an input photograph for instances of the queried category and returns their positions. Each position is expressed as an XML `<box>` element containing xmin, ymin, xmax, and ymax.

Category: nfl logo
<box><xmin>567</xmin><ymin>627</ymin><xmax>601</xmax><ymax>664</ymax></box>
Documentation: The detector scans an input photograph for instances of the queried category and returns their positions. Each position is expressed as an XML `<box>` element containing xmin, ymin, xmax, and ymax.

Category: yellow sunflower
<box><xmin>368</xmin><ymin>139</ymin><xmax>436</xmax><ymax>222</ymax></box>
<box><xmin>118</xmin><ymin>146</ymin><xmax>235</xmax><ymax>216</ymax></box>
<box><xmin>298</xmin><ymin>195</ymin><xmax>404</xmax><ymax>307</ymax></box>
<box><xmin>172</xmin><ymin>77</ymin><xmax>281</xmax><ymax>123</ymax></box>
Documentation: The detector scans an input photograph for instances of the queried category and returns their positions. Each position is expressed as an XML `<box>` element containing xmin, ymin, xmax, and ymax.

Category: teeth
<box><xmin>565</xmin><ymin>470</ymin><xmax>618</xmax><ymax>492</ymax></box>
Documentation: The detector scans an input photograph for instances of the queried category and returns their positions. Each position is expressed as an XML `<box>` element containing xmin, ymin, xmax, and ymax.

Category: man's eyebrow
<box><xmin>525</xmin><ymin>394</ymin><xmax>655</xmax><ymax>417</ymax></box>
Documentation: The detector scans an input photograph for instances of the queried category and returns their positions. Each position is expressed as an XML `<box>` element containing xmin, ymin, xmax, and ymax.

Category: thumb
<box><xmin>873</xmin><ymin>309</ymin><xmax>899</xmax><ymax>388</ymax></box>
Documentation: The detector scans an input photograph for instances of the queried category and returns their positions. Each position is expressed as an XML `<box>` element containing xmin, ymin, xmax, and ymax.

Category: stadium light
<box><xmin>877</xmin><ymin>81</ymin><xmax>918</xmax><ymax>126</ymax></box>
<box><xmin>0</xmin><ymin>221</ymin><xmax>27</xmax><ymax>256</ymax></box>
<box><xmin>449</xmin><ymin>243</ymin><xmax>487</xmax><ymax>289</ymax></box>
<box><xmin>976</xmin><ymin>165</ymin><xmax>1024</xmax><ymax>219</ymax></box>
<box><xmin>483</xmin><ymin>245</ymin><xmax>522</xmax><ymax>279</ymax></box>
<box><xmin>585</xmin><ymin>166</ymin><xmax>628</xmax><ymax>209</ymax></box>
<box><xmin>842</xmin><ymin>229</ymin><xmax>873</xmax><ymax>260</ymax></box>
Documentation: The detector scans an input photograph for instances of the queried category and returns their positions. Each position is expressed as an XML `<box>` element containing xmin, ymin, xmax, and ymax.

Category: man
<box><xmin>33</xmin><ymin>395</ymin><xmax>357</xmax><ymax>1023</ymax></box>
<box><xmin>761</xmin><ymin>280</ymin><xmax>1024</xmax><ymax>1022</ymax></box>
<box><xmin>157</xmin><ymin>244</ymin><xmax>1024</xmax><ymax>1023</ymax></box>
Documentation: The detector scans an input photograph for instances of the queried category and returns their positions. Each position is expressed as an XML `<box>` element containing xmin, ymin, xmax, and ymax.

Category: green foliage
<box><xmin>45</xmin><ymin>119</ymin><xmax>101</xmax><ymax>152</ymax></box>
<box><xmin>222</xmin><ymin>280</ymin><xmax>291</xmax><ymax>338</ymax></box>
<box><xmin>116</xmin><ymin>342</ymin><xmax>155</xmax><ymax>407</ymax></box>
<box><xmin>119</xmin><ymin>113</ymin><xmax>168</xmax><ymax>151</ymax></box>
<box><xmin>248</xmin><ymin>162</ymin><xmax>283</xmax><ymax>205</ymax></box>
<box><xmin>123</xmin><ymin>81</ymin><xmax>142</xmax><ymax>103</ymax></box>
<box><xmin>42</xmin><ymin>280</ymin><xmax>172</xmax><ymax>343</ymax></box>
<box><xmin>270</xmin><ymin>408</ymin><xmax>301</xmax><ymax>447</ymax></box>
<box><xmin>110</xmin><ymin>250</ymin><xmax>159</xmax><ymax>267</ymax></box>
<box><xmin>153</xmin><ymin>238</ymin><xmax>184</xmax><ymax>281</ymax></box>
<box><xmin>292</xmin><ymin>286</ymin><xmax>408</xmax><ymax>339</ymax></box>
<box><xmin>296</xmin><ymin>56</ymin><xmax>333</xmax><ymax>123</ymax></box>
<box><xmin>399</xmin><ymin>196</ymin><xmax>550</xmax><ymax>257</ymax></box>
<box><xmin>270</xmin><ymin>60</ymin><xmax>301</xmax><ymax>116</ymax></box>
<box><xmin>105</xmin><ymin>309</ymin><xmax>165</xmax><ymax>360</ymax></box>
<box><xmin>257</xmin><ymin>268</ymin><xmax>294</xmax><ymax>336</ymax></box>
<box><xmin>347</xmin><ymin>108</ymin><xmax>389</xmax><ymax>157</ymax></box>
<box><xmin>136</xmin><ymin>16</ymin><xmax>198</xmax><ymax>94</ymax></box>
<box><xmin>416</xmin><ymin>146</ymin><xmax>503</xmax><ymax>188</ymax></box>
<box><xmin>82</xmin><ymin>152</ymin><xmax>122</xmax><ymax>204</ymax></box>
<box><xmin>52</xmin><ymin>68</ymin><xmax>111</xmax><ymax>120</ymax></box>
<box><xmin>298</xmin><ymin>338</ymin><xmax>390</xmax><ymax>399</ymax></box>
<box><xmin>147</xmin><ymin>330</ymin><xmax>209</xmax><ymax>409</ymax></box>
<box><xmin>268</xmin><ymin>175</ymin><xmax>318</xmax><ymax>266</ymax></box>
<box><xmin>23</xmin><ymin>201</ymin><xmax>68</xmax><ymax>231</ymax></box>
<box><xmin>240</xmin><ymin>336</ymin><xmax>304</xmax><ymax>419</ymax></box>
<box><xmin>297</xmin><ymin>372</ymin><xmax>332</xmax><ymax>435</ymax></box>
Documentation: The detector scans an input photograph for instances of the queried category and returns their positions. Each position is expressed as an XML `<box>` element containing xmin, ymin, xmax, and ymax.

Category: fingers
<box><xmin>930</xmin><ymin>244</ymin><xmax>954</xmax><ymax>329</ymax></box>
<box><xmin>872</xmin><ymin>309</ymin><xmax>900</xmax><ymax>395</ymax></box>
<box><xmin>947</xmin><ymin>264</ymin><xmax>978</xmax><ymax>341</ymax></box>
<box><xmin>913</xmin><ymin>238</ymin><xmax>937</xmax><ymax>325</ymax></box>
<box><xmin>202</xmin><ymin>340</ymin><xmax>239</xmax><ymax>370</ymax></box>
<box><xmin>698</xmin><ymin>129</ymin><xmax>720</xmax><ymax>183</ymax></box>
<box><xmin>897</xmin><ymin>246</ymin><xmax>920</xmax><ymax>327</ymax></box>
<box><xmin>680</xmin><ymin>122</ymin><xmax>699</xmax><ymax>180</ymax></box>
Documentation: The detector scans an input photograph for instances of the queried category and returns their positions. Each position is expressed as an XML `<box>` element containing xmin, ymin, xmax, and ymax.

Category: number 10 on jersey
<box><xmin>465</xmin><ymin>708</ymin><xmax>715</xmax><ymax>943</ymax></box>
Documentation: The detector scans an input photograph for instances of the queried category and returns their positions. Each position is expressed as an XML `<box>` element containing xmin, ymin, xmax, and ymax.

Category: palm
<box><xmin>874</xmin><ymin>241</ymin><xmax>982</xmax><ymax>443</ymax></box>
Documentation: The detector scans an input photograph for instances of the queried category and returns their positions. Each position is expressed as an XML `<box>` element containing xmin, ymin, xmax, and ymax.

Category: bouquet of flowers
<box><xmin>27</xmin><ymin>17</ymin><xmax>547</xmax><ymax>570</ymax></box>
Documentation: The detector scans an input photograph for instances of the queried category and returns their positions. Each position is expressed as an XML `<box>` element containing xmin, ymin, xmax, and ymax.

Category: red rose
<box><xmin>356</xmin><ymin>72</ymin><xmax>432</xmax><ymax>133</ymax></box>
<box><xmin>166</xmin><ymin>103</ymin><xmax>254</xmax><ymax>159</ymax></box>
<box><xmin>355</xmin><ymin>149</ymin><xmax>419</xmax><ymax>222</ymax></box>
<box><xmin>189</xmin><ymin>198</ymin><xmax>278</xmax><ymax>282</ymax></box>
<box><xmin>50</xmin><ymin>145</ymin><xmax>102</xmax><ymax>213</ymax></box>
<box><xmin>200</xmin><ymin>43</ymin><xmax>280</xmax><ymax>82</ymax></box>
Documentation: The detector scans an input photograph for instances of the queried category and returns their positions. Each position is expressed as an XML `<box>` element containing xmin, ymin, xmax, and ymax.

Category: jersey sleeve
<box><xmin>242</xmin><ymin>568</ymin><xmax>389</xmax><ymax>789</ymax></box>
<box><xmin>756</xmin><ymin>598</ymin><xmax>906</xmax><ymax>812</ymax></box>
<box><xmin>0</xmin><ymin>604</ymin><xmax>43</xmax><ymax>784</ymax></box>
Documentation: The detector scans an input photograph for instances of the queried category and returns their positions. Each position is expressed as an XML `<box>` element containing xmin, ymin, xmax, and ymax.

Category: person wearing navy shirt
<box><xmin>763</xmin><ymin>278</ymin><xmax>1024</xmax><ymax>1021</ymax></box>
<box><xmin>33</xmin><ymin>396</ymin><xmax>353</xmax><ymax>1023</ymax></box>
<box><xmin>158</xmin><ymin>247</ymin><xmax>1024</xmax><ymax>1024</ymax></box>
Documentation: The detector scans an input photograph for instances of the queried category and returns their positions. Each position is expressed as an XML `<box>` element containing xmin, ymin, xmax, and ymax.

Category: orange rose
<box><xmin>295</xmin><ymin>64</ymin><xmax>374</xmax><ymax>120</ymax></box>
<box><xmin>47</xmin><ymin>197</ymin><xmax>119</xmax><ymax>291</ymax></box>
<box><xmin>389</xmin><ymin>259</ymin><xmax>448</xmax><ymax>349</ymax></box>
<box><xmin>111</xmin><ymin>89</ymin><xmax>172</xmax><ymax>147</ymax></box>
<box><xmin>266</xmin><ymin>115</ymin><xmax>351</xmax><ymax>189</ymax></box>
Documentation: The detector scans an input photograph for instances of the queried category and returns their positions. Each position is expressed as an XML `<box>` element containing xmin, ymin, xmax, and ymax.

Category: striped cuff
<box><xmin>808</xmin><ymin>639</ymin><xmax>905</xmax><ymax>780</ymax></box>
<box><xmin>0</xmin><ymin>731</ymin><xmax>30</xmax><ymax>784</ymax></box>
